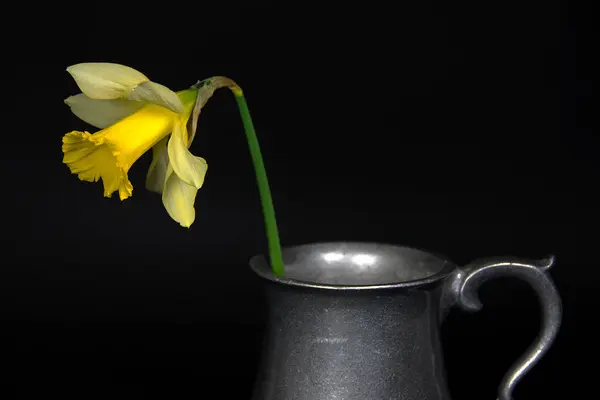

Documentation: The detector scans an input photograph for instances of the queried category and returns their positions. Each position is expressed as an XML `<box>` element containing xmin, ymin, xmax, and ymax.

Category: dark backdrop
<box><xmin>1</xmin><ymin>1</ymin><xmax>593</xmax><ymax>399</ymax></box>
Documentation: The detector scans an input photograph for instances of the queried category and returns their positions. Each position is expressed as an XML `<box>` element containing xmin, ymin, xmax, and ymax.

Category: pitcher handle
<box><xmin>450</xmin><ymin>255</ymin><xmax>562</xmax><ymax>400</ymax></box>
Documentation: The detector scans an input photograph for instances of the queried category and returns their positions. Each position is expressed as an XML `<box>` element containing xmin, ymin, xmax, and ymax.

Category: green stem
<box><xmin>233</xmin><ymin>92</ymin><xmax>285</xmax><ymax>276</ymax></box>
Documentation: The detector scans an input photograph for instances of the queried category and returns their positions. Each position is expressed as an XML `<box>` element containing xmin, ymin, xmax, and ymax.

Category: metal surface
<box><xmin>452</xmin><ymin>256</ymin><xmax>562</xmax><ymax>400</ymax></box>
<box><xmin>250</xmin><ymin>242</ymin><xmax>562</xmax><ymax>400</ymax></box>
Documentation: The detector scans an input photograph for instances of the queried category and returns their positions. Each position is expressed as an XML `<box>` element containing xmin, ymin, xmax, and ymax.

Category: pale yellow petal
<box><xmin>66</xmin><ymin>62</ymin><xmax>149</xmax><ymax>99</ymax></box>
<box><xmin>162</xmin><ymin>165</ymin><xmax>199</xmax><ymax>228</ymax></box>
<box><xmin>167</xmin><ymin>120</ymin><xmax>208</xmax><ymax>189</ymax></box>
<box><xmin>128</xmin><ymin>81</ymin><xmax>184</xmax><ymax>114</ymax></box>
<box><xmin>65</xmin><ymin>94</ymin><xmax>144</xmax><ymax>129</ymax></box>
<box><xmin>145</xmin><ymin>136</ymin><xmax>170</xmax><ymax>194</ymax></box>
<box><xmin>188</xmin><ymin>82</ymin><xmax>219</xmax><ymax>145</ymax></box>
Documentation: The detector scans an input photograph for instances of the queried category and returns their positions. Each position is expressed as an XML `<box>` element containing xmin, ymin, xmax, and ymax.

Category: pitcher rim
<box><xmin>249</xmin><ymin>241</ymin><xmax>457</xmax><ymax>290</ymax></box>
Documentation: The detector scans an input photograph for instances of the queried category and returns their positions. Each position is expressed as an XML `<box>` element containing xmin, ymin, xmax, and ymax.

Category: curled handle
<box><xmin>452</xmin><ymin>255</ymin><xmax>562</xmax><ymax>400</ymax></box>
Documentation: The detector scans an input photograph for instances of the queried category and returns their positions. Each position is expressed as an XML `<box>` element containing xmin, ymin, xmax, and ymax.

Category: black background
<box><xmin>1</xmin><ymin>1</ymin><xmax>594</xmax><ymax>399</ymax></box>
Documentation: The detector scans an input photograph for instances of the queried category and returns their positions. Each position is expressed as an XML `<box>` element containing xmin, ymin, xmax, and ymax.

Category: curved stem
<box><xmin>233</xmin><ymin>91</ymin><xmax>285</xmax><ymax>276</ymax></box>
<box><xmin>191</xmin><ymin>77</ymin><xmax>285</xmax><ymax>276</ymax></box>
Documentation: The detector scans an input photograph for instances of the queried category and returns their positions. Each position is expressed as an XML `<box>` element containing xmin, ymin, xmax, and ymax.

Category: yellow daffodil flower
<box><xmin>62</xmin><ymin>62</ymin><xmax>207</xmax><ymax>227</ymax></box>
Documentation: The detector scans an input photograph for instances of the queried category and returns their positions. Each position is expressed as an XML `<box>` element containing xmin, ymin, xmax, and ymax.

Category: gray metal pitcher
<box><xmin>250</xmin><ymin>242</ymin><xmax>561</xmax><ymax>400</ymax></box>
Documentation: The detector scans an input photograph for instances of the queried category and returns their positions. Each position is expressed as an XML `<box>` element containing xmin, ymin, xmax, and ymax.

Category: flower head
<box><xmin>62</xmin><ymin>62</ymin><xmax>208</xmax><ymax>227</ymax></box>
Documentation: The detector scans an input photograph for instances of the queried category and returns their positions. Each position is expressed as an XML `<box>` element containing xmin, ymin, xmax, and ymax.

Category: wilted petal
<box><xmin>67</xmin><ymin>62</ymin><xmax>149</xmax><ymax>99</ymax></box>
<box><xmin>162</xmin><ymin>165</ymin><xmax>199</xmax><ymax>228</ymax></box>
<box><xmin>167</xmin><ymin>120</ymin><xmax>208</xmax><ymax>189</ymax></box>
<box><xmin>145</xmin><ymin>136</ymin><xmax>170</xmax><ymax>194</ymax></box>
<box><xmin>65</xmin><ymin>94</ymin><xmax>144</xmax><ymax>129</ymax></box>
<box><xmin>188</xmin><ymin>81</ymin><xmax>219</xmax><ymax>145</ymax></box>
<box><xmin>128</xmin><ymin>81</ymin><xmax>183</xmax><ymax>114</ymax></box>
<box><xmin>187</xmin><ymin>77</ymin><xmax>237</xmax><ymax>145</ymax></box>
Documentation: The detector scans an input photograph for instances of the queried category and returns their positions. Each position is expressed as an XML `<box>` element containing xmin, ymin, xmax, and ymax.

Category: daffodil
<box><xmin>62</xmin><ymin>62</ymin><xmax>286</xmax><ymax>276</ymax></box>
<box><xmin>62</xmin><ymin>62</ymin><xmax>207</xmax><ymax>227</ymax></box>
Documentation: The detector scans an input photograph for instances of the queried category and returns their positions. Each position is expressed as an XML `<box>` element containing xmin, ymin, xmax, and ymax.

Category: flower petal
<box><xmin>162</xmin><ymin>165</ymin><xmax>199</xmax><ymax>228</ymax></box>
<box><xmin>167</xmin><ymin>120</ymin><xmax>208</xmax><ymax>189</ymax></box>
<box><xmin>128</xmin><ymin>81</ymin><xmax>183</xmax><ymax>114</ymax></box>
<box><xmin>145</xmin><ymin>136</ymin><xmax>170</xmax><ymax>194</ymax></box>
<box><xmin>188</xmin><ymin>81</ymin><xmax>219</xmax><ymax>145</ymax></box>
<box><xmin>67</xmin><ymin>63</ymin><xmax>149</xmax><ymax>99</ymax></box>
<box><xmin>65</xmin><ymin>94</ymin><xmax>144</xmax><ymax>129</ymax></box>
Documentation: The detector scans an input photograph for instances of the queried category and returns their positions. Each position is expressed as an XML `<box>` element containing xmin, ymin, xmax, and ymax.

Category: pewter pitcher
<box><xmin>250</xmin><ymin>242</ymin><xmax>561</xmax><ymax>400</ymax></box>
